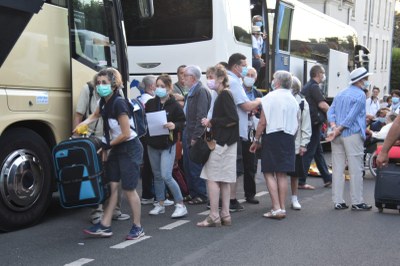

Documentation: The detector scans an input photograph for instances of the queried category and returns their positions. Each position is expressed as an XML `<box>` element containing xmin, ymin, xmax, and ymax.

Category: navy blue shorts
<box><xmin>106</xmin><ymin>138</ymin><xmax>143</xmax><ymax>190</ymax></box>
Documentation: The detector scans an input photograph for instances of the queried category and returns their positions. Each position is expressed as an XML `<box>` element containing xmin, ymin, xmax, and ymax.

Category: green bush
<box><xmin>391</xmin><ymin>48</ymin><xmax>400</xmax><ymax>92</ymax></box>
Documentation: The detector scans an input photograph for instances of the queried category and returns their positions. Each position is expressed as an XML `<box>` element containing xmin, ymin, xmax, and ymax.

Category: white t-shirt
<box><xmin>366</xmin><ymin>97</ymin><xmax>380</xmax><ymax>116</ymax></box>
<box><xmin>139</xmin><ymin>93</ymin><xmax>154</xmax><ymax>105</ymax></box>
<box><xmin>76</xmin><ymin>84</ymin><xmax>103</xmax><ymax>138</ymax></box>
<box><xmin>228</xmin><ymin>70</ymin><xmax>250</xmax><ymax>140</ymax></box>
<box><xmin>261</xmin><ymin>89</ymin><xmax>299</xmax><ymax>136</ymax></box>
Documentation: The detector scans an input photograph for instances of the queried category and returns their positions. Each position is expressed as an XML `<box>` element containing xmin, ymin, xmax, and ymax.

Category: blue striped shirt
<box><xmin>327</xmin><ymin>85</ymin><xmax>366</xmax><ymax>140</ymax></box>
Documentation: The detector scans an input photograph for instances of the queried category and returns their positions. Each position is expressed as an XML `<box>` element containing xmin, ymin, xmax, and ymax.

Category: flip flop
<box><xmin>298</xmin><ymin>184</ymin><xmax>315</xmax><ymax>190</ymax></box>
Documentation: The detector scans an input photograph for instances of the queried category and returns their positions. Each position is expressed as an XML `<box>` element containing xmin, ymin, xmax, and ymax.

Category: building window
<box><xmin>377</xmin><ymin>0</ymin><xmax>382</xmax><ymax>27</ymax></box>
<box><xmin>364</xmin><ymin>0</ymin><xmax>369</xmax><ymax>22</ymax></box>
<box><xmin>381</xmin><ymin>39</ymin><xmax>385</xmax><ymax>69</ymax></box>
<box><xmin>351</xmin><ymin>0</ymin><xmax>356</xmax><ymax>18</ymax></box>
<box><xmin>374</xmin><ymin>38</ymin><xmax>378</xmax><ymax>70</ymax></box>
<box><xmin>387</xmin><ymin>2</ymin><xmax>392</xmax><ymax>31</ymax></box>
<box><xmin>383</xmin><ymin>0</ymin><xmax>388</xmax><ymax>28</ymax></box>
<box><xmin>385</xmin><ymin>40</ymin><xmax>388</xmax><ymax>69</ymax></box>
<box><xmin>370</xmin><ymin>0</ymin><xmax>375</xmax><ymax>25</ymax></box>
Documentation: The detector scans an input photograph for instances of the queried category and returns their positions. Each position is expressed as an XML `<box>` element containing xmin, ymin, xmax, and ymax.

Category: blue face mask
<box><xmin>377</xmin><ymin>117</ymin><xmax>386</xmax><ymax>123</ymax></box>
<box><xmin>392</xmin><ymin>97</ymin><xmax>399</xmax><ymax>104</ymax></box>
<box><xmin>271</xmin><ymin>80</ymin><xmax>276</xmax><ymax>90</ymax></box>
<box><xmin>96</xmin><ymin>84</ymin><xmax>113</xmax><ymax>97</ymax></box>
<box><xmin>362</xmin><ymin>80</ymin><xmax>371</xmax><ymax>90</ymax></box>
<box><xmin>255</xmin><ymin>21</ymin><xmax>263</xmax><ymax>27</ymax></box>
<box><xmin>241</xmin><ymin>66</ymin><xmax>248</xmax><ymax>77</ymax></box>
<box><xmin>155</xmin><ymin>87</ymin><xmax>167</xmax><ymax>98</ymax></box>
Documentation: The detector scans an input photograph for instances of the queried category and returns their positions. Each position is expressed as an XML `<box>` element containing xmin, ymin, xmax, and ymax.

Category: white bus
<box><xmin>0</xmin><ymin>0</ymin><xmax>152</xmax><ymax>231</ymax></box>
<box><xmin>123</xmin><ymin>0</ymin><xmax>367</xmax><ymax>100</ymax></box>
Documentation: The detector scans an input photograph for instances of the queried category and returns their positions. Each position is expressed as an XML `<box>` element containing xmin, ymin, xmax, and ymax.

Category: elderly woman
<box><xmin>250</xmin><ymin>70</ymin><xmax>299</xmax><ymax>219</ymax></box>
<box><xmin>287</xmin><ymin>76</ymin><xmax>312</xmax><ymax>210</ymax></box>
<box><xmin>197</xmin><ymin>64</ymin><xmax>239</xmax><ymax>227</ymax></box>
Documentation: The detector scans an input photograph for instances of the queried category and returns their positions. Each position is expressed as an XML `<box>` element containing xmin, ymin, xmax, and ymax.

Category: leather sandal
<box><xmin>196</xmin><ymin>216</ymin><xmax>221</xmax><ymax>227</ymax></box>
<box><xmin>221</xmin><ymin>215</ymin><xmax>232</xmax><ymax>226</ymax></box>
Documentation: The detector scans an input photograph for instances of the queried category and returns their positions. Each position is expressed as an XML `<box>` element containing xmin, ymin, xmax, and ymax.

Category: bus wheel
<box><xmin>0</xmin><ymin>128</ymin><xmax>53</xmax><ymax>231</ymax></box>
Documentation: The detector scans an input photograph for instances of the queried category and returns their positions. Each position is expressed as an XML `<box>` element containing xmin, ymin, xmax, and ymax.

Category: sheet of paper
<box><xmin>146</xmin><ymin>110</ymin><xmax>169</xmax><ymax>136</ymax></box>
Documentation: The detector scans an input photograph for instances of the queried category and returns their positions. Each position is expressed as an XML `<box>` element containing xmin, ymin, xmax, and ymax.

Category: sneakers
<box><xmin>229</xmin><ymin>199</ymin><xmax>244</xmax><ymax>212</ymax></box>
<box><xmin>112</xmin><ymin>213</ymin><xmax>130</xmax><ymax>221</ymax></box>
<box><xmin>245</xmin><ymin>197</ymin><xmax>260</xmax><ymax>204</ymax></box>
<box><xmin>154</xmin><ymin>199</ymin><xmax>174</xmax><ymax>206</ymax></box>
<box><xmin>126</xmin><ymin>224</ymin><xmax>145</xmax><ymax>240</ymax></box>
<box><xmin>149</xmin><ymin>203</ymin><xmax>165</xmax><ymax>215</ymax></box>
<box><xmin>83</xmin><ymin>223</ymin><xmax>112</xmax><ymax>237</ymax></box>
<box><xmin>141</xmin><ymin>198</ymin><xmax>154</xmax><ymax>205</ymax></box>
<box><xmin>291</xmin><ymin>199</ymin><xmax>302</xmax><ymax>210</ymax></box>
<box><xmin>91</xmin><ymin>215</ymin><xmax>102</xmax><ymax>225</ymax></box>
<box><xmin>171</xmin><ymin>203</ymin><xmax>188</xmax><ymax>218</ymax></box>
<box><xmin>351</xmin><ymin>203</ymin><xmax>372</xmax><ymax>211</ymax></box>
<box><xmin>334</xmin><ymin>203</ymin><xmax>349</xmax><ymax>210</ymax></box>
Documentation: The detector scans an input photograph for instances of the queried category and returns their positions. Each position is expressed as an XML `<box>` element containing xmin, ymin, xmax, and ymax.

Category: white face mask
<box><xmin>243</xmin><ymin>76</ymin><xmax>255</xmax><ymax>87</ymax></box>
<box><xmin>321</xmin><ymin>74</ymin><xmax>326</xmax><ymax>82</ymax></box>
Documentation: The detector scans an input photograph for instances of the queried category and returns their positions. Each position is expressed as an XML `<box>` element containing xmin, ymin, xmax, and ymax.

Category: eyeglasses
<box><xmin>183</xmin><ymin>74</ymin><xmax>193</xmax><ymax>77</ymax></box>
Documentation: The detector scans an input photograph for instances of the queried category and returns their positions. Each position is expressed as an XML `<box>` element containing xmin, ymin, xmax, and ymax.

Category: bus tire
<box><xmin>0</xmin><ymin>128</ymin><xmax>53</xmax><ymax>231</ymax></box>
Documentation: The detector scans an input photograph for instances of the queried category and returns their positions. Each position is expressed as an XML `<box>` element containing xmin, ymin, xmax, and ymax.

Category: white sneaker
<box><xmin>154</xmin><ymin>199</ymin><xmax>174</xmax><ymax>206</ymax></box>
<box><xmin>171</xmin><ymin>203</ymin><xmax>188</xmax><ymax>218</ymax></box>
<box><xmin>149</xmin><ymin>203</ymin><xmax>165</xmax><ymax>215</ymax></box>
<box><xmin>141</xmin><ymin>198</ymin><xmax>154</xmax><ymax>205</ymax></box>
<box><xmin>291</xmin><ymin>199</ymin><xmax>302</xmax><ymax>210</ymax></box>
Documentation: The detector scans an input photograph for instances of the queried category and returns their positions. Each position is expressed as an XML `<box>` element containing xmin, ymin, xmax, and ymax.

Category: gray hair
<box><xmin>185</xmin><ymin>65</ymin><xmax>202</xmax><ymax>81</ymax></box>
<box><xmin>142</xmin><ymin>75</ymin><xmax>156</xmax><ymax>90</ymax></box>
<box><xmin>273</xmin><ymin>70</ymin><xmax>292</xmax><ymax>89</ymax></box>
<box><xmin>291</xmin><ymin>76</ymin><xmax>302</xmax><ymax>94</ymax></box>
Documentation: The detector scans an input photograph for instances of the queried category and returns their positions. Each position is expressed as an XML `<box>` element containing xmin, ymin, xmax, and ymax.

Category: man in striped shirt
<box><xmin>326</xmin><ymin>67</ymin><xmax>373</xmax><ymax>211</ymax></box>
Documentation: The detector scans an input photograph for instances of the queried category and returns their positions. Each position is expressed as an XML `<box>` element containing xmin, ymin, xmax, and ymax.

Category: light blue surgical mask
<box><xmin>255</xmin><ymin>21</ymin><xmax>263</xmax><ymax>27</ymax></box>
<box><xmin>377</xmin><ymin>117</ymin><xmax>386</xmax><ymax>123</ymax></box>
<box><xmin>271</xmin><ymin>80</ymin><xmax>276</xmax><ymax>90</ymax></box>
<box><xmin>155</xmin><ymin>87</ymin><xmax>167</xmax><ymax>98</ymax></box>
<box><xmin>96</xmin><ymin>84</ymin><xmax>113</xmax><ymax>97</ymax></box>
<box><xmin>362</xmin><ymin>80</ymin><xmax>371</xmax><ymax>90</ymax></box>
<box><xmin>241</xmin><ymin>66</ymin><xmax>248</xmax><ymax>77</ymax></box>
<box><xmin>392</xmin><ymin>97</ymin><xmax>399</xmax><ymax>104</ymax></box>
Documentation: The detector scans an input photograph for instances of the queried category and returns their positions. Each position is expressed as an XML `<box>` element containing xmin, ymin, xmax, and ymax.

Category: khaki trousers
<box><xmin>331</xmin><ymin>134</ymin><xmax>364</xmax><ymax>205</ymax></box>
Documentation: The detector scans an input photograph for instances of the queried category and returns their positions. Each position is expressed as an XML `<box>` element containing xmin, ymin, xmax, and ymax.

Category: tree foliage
<box><xmin>391</xmin><ymin>48</ymin><xmax>400</xmax><ymax>91</ymax></box>
<box><xmin>394</xmin><ymin>12</ymin><xmax>400</xmax><ymax>48</ymax></box>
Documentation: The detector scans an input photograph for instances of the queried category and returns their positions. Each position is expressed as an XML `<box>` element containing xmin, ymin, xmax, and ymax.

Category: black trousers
<box><xmin>241</xmin><ymin>139</ymin><xmax>258</xmax><ymax>199</ymax></box>
<box><xmin>140</xmin><ymin>138</ymin><xmax>154</xmax><ymax>199</ymax></box>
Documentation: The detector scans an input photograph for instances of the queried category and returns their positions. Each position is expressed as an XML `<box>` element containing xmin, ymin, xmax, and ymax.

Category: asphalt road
<box><xmin>1</xmin><ymin>155</ymin><xmax>399</xmax><ymax>266</ymax></box>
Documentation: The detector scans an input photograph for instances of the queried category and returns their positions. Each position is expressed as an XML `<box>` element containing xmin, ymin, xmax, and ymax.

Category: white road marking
<box><xmin>255</xmin><ymin>191</ymin><xmax>269</xmax><ymax>197</ymax></box>
<box><xmin>198</xmin><ymin>210</ymin><xmax>210</xmax><ymax>216</ymax></box>
<box><xmin>64</xmin><ymin>258</ymin><xmax>94</xmax><ymax>266</ymax></box>
<box><xmin>159</xmin><ymin>220</ymin><xmax>190</xmax><ymax>230</ymax></box>
<box><xmin>110</xmin><ymin>236</ymin><xmax>151</xmax><ymax>249</ymax></box>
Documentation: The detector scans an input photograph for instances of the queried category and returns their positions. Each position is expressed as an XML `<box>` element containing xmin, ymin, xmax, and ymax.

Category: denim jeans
<box><xmin>299</xmin><ymin>124</ymin><xmax>332</xmax><ymax>185</ymax></box>
<box><xmin>182</xmin><ymin>130</ymin><xmax>207</xmax><ymax>199</ymax></box>
<box><xmin>147</xmin><ymin>144</ymin><xmax>183</xmax><ymax>202</ymax></box>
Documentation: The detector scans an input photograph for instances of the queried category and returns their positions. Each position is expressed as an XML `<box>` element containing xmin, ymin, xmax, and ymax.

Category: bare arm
<box><xmin>239</xmin><ymin>98</ymin><xmax>262</xmax><ymax>112</ymax></box>
<box><xmin>318</xmin><ymin>101</ymin><xmax>330</xmax><ymax>113</ymax></box>
<box><xmin>376</xmin><ymin>115</ymin><xmax>400</xmax><ymax>167</ymax></box>
<box><xmin>249</xmin><ymin>110</ymin><xmax>266</xmax><ymax>153</ymax></box>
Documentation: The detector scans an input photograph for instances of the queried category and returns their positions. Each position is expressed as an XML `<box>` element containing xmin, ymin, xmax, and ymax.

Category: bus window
<box><xmin>70</xmin><ymin>0</ymin><xmax>118</xmax><ymax>69</ymax></box>
<box><xmin>277</xmin><ymin>4</ymin><xmax>292</xmax><ymax>52</ymax></box>
<box><xmin>123</xmin><ymin>0</ymin><xmax>212</xmax><ymax>46</ymax></box>
<box><xmin>229</xmin><ymin>1</ymin><xmax>251</xmax><ymax>45</ymax></box>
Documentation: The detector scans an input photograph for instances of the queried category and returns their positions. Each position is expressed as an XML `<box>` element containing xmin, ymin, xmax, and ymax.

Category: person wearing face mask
<box><xmin>197</xmin><ymin>65</ymin><xmax>239</xmax><ymax>227</ymax></box>
<box><xmin>227</xmin><ymin>53</ymin><xmax>262</xmax><ymax>212</ymax></box>
<box><xmin>241</xmin><ymin>67</ymin><xmax>263</xmax><ymax>204</ymax></box>
<box><xmin>390</xmin><ymin>90</ymin><xmax>400</xmax><ymax>114</ymax></box>
<box><xmin>366</xmin><ymin>86</ymin><xmax>380</xmax><ymax>119</ymax></box>
<box><xmin>299</xmin><ymin>64</ymin><xmax>332</xmax><ymax>190</ymax></box>
<box><xmin>251</xmin><ymin>26</ymin><xmax>265</xmax><ymax>73</ymax></box>
<box><xmin>77</xmin><ymin>68</ymin><xmax>145</xmax><ymax>240</ymax></box>
<box><xmin>74</xmin><ymin>77</ymin><xmax>130</xmax><ymax>225</ymax></box>
<box><xmin>326</xmin><ymin>67</ymin><xmax>373</xmax><ymax>211</ymax></box>
<box><xmin>145</xmin><ymin>74</ymin><xmax>188</xmax><ymax>218</ymax></box>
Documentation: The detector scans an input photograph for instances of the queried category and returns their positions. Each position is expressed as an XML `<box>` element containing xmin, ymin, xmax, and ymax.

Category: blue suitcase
<box><xmin>53</xmin><ymin>137</ymin><xmax>106</xmax><ymax>208</ymax></box>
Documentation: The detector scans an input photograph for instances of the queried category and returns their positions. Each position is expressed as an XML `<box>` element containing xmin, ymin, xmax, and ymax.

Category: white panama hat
<box><xmin>349</xmin><ymin>67</ymin><xmax>372</xmax><ymax>85</ymax></box>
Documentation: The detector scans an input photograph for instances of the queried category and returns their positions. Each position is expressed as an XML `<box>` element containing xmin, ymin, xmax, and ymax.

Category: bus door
<box><xmin>272</xmin><ymin>1</ymin><xmax>293</xmax><ymax>73</ymax></box>
<box><xmin>68</xmin><ymin>0</ymin><xmax>128</xmax><ymax>115</ymax></box>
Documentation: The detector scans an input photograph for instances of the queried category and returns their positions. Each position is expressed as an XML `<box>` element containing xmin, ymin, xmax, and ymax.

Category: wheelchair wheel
<box><xmin>368</xmin><ymin>151</ymin><xmax>378</xmax><ymax>178</ymax></box>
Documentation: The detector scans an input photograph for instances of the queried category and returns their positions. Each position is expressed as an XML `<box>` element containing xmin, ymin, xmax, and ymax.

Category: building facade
<box><xmin>300</xmin><ymin>0</ymin><xmax>396</xmax><ymax>95</ymax></box>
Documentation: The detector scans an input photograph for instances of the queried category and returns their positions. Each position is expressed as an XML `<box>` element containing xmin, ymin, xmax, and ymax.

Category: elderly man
<box><xmin>182</xmin><ymin>65</ymin><xmax>211</xmax><ymax>205</ymax></box>
<box><xmin>326</xmin><ymin>67</ymin><xmax>373</xmax><ymax>211</ymax></box>
<box><xmin>250</xmin><ymin>70</ymin><xmax>299</xmax><ymax>219</ymax></box>
<box><xmin>242</xmin><ymin>67</ymin><xmax>263</xmax><ymax>204</ymax></box>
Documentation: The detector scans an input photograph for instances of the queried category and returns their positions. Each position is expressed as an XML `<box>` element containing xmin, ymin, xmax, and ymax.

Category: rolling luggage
<box><xmin>374</xmin><ymin>163</ymin><xmax>400</xmax><ymax>213</ymax></box>
<box><xmin>53</xmin><ymin>137</ymin><xmax>106</xmax><ymax>208</ymax></box>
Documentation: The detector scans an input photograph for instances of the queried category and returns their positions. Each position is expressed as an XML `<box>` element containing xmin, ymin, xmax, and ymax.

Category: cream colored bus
<box><xmin>0</xmin><ymin>0</ymin><xmax>152</xmax><ymax>231</ymax></box>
